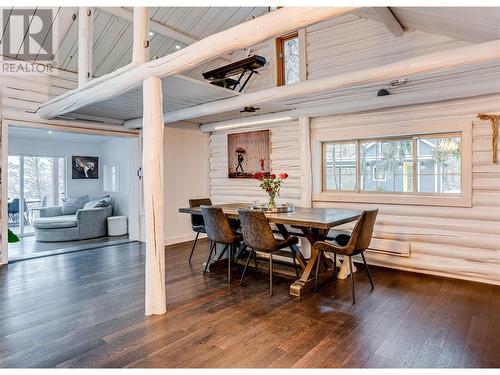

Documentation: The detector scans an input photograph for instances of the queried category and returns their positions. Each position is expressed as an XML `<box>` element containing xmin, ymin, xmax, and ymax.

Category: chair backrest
<box><xmin>10</xmin><ymin>198</ymin><xmax>19</xmax><ymax>212</ymax></box>
<box><xmin>41</xmin><ymin>196</ymin><xmax>48</xmax><ymax>207</ymax></box>
<box><xmin>237</xmin><ymin>209</ymin><xmax>276</xmax><ymax>252</ymax></box>
<box><xmin>346</xmin><ymin>209</ymin><xmax>378</xmax><ymax>254</ymax></box>
<box><xmin>189</xmin><ymin>198</ymin><xmax>212</xmax><ymax>228</ymax></box>
<box><xmin>201</xmin><ymin>205</ymin><xmax>235</xmax><ymax>244</ymax></box>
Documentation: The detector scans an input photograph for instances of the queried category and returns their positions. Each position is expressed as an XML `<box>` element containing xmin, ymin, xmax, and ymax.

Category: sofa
<box><xmin>33</xmin><ymin>203</ymin><xmax>112</xmax><ymax>242</ymax></box>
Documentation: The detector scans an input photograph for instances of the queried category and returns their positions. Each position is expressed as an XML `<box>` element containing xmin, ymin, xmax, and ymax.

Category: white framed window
<box><xmin>103</xmin><ymin>163</ymin><xmax>119</xmax><ymax>193</ymax></box>
<box><xmin>316</xmin><ymin>125</ymin><xmax>472</xmax><ymax>208</ymax></box>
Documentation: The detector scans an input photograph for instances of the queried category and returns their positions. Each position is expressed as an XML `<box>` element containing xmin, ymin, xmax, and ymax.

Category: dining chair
<box><xmin>201</xmin><ymin>205</ymin><xmax>243</xmax><ymax>283</ymax></box>
<box><xmin>237</xmin><ymin>209</ymin><xmax>299</xmax><ymax>296</ymax></box>
<box><xmin>312</xmin><ymin>209</ymin><xmax>378</xmax><ymax>304</ymax></box>
<box><xmin>188</xmin><ymin>198</ymin><xmax>212</xmax><ymax>264</ymax></box>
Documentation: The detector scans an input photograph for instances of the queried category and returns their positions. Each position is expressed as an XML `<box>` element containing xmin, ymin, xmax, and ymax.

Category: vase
<box><xmin>268</xmin><ymin>193</ymin><xmax>276</xmax><ymax>210</ymax></box>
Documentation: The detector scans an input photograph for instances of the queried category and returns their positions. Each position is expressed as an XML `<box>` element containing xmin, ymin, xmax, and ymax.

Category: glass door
<box><xmin>8</xmin><ymin>155</ymin><xmax>65</xmax><ymax>237</ymax></box>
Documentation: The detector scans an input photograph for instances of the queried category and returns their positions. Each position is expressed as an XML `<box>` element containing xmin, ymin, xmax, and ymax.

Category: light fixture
<box><xmin>377</xmin><ymin>88</ymin><xmax>390</xmax><ymax>97</ymax></box>
<box><xmin>48</xmin><ymin>130</ymin><xmax>53</xmax><ymax>135</ymax></box>
<box><xmin>149</xmin><ymin>31</ymin><xmax>154</xmax><ymax>36</ymax></box>
<box><xmin>175</xmin><ymin>44</ymin><xmax>181</xmax><ymax>50</ymax></box>
<box><xmin>213</xmin><ymin>116</ymin><xmax>293</xmax><ymax>130</ymax></box>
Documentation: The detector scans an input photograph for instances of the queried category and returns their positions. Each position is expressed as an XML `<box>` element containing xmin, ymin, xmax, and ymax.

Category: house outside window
<box><xmin>276</xmin><ymin>31</ymin><xmax>299</xmax><ymax>86</ymax></box>
<box><xmin>323</xmin><ymin>133</ymin><xmax>462</xmax><ymax>195</ymax></box>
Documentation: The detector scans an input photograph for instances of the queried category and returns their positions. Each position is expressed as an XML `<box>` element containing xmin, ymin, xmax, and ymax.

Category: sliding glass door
<box><xmin>8</xmin><ymin>155</ymin><xmax>65</xmax><ymax>237</ymax></box>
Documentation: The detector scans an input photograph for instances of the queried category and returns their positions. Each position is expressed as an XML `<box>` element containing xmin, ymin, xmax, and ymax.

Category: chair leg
<box><xmin>361</xmin><ymin>253</ymin><xmax>374</xmax><ymax>290</ymax></box>
<box><xmin>291</xmin><ymin>248</ymin><xmax>300</xmax><ymax>279</ymax></box>
<box><xmin>188</xmin><ymin>232</ymin><xmax>200</xmax><ymax>264</ymax></box>
<box><xmin>228</xmin><ymin>243</ymin><xmax>233</xmax><ymax>284</ymax></box>
<box><xmin>348</xmin><ymin>256</ymin><xmax>355</xmax><ymax>304</ymax></box>
<box><xmin>252</xmin><ymin>250</ymin><xmax>259</xmax><ymax>273</ymax></box>
<box><xmin>269</xmin><ymin>252</ymin><xmax>274</xmax><ymax>297</ymax></box>
<box><xmin>314</xmin><ymin>251</ymin><xmax>321</xmax><ymax>292</ymax></box>
<box><xmin>203</xmin><ymin>241</ymin><xmax>215</xmax><ymax>277</ymax></box>
<box><xmin>334</xmin><ymin>253</ymin><xmax>337</xmax><ymax>280</ymax></box>
<box><xmin>240</xmin><ymin>249</ymin><xmax>253</xmax><ymax>286</ymax></box>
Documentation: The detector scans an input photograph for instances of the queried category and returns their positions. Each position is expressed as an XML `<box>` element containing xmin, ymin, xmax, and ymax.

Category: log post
<box><xmin>142</xmin><ymin>76</ymin><xmax>166</xmax><ymax>315</ymax></box>
<box><xmin>299</xmin><ymin>116</ymin><xmax>312</xmax><ymax>258</ymax></box>
<box><xmin>78</xmin><ymin>7</ymin><xmax>92</xmax><ymax>87</ymax></box>
<box><xmin>133</xmin><ymin>7</ymin><xmax>149</xmax><ymax>64</ymax></box>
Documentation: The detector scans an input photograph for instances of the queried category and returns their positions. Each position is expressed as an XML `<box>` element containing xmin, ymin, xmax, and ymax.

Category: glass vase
<box><xmin>268</xmin><ymin>193</ymin><xmax>276</xmax><ymax>210</ymax></box>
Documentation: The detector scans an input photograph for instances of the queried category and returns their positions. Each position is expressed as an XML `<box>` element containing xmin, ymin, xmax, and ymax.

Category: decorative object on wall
<box><xmin>72</xmin><ymin>156</ymin><xmax>99</xmax><ymax>179</ymax></box>
<box><xmin>254</xmin><ymin>172</ymin><xmax>288</xmax><ymax>209</ymax></box>
<box><xmin>228</xmin><ymin>130</ymin><xmax>270</xmax><ymax>178</ymax></box>
<box><xmin>477</xmin><ymin>113</ymin><xmax>500</xmax><ymax>163</ymax></box>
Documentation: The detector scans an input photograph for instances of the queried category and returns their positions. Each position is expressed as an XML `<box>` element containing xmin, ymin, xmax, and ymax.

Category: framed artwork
<box><xmin>227</xmin><ymin>130</ymin><xmax>270</xmax><ymax>178</ymax></box>
<box><xmin>72</xmin><ymin>156</ymin><xmax>99</xmax><ymax>179</ymax></box>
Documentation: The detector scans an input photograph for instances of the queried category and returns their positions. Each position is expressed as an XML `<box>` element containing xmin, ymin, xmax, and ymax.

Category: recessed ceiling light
<box><xmin>175</xmin><ymin>44</ymin><xmax>181</xmax><ymax>50</ymax></box>
<box><xmin>149</xmin><ymin>31</ymin><xmax>154</xmax><ymax>36</ymax></box>
<box><xmin>48</xmin><ymin>130</ymin><xmax>53</xmax><ymax>135</ymax></box>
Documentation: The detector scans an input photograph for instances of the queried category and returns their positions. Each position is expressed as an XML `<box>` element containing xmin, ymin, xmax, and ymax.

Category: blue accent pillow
<box><xmin>62</xmin><ymin>195</ymin><xmax>89</xmax><ymax>215</ymax></box>
<box><xmin>84</xmin><ymin>197</ymin><xmax>111</xmax><ymax>209</ymax></box>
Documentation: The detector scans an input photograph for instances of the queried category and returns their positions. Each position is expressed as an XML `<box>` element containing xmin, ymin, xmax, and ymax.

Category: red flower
<box><xmin>266</xmin><ymin>187</ymin><xmax>273</xmax><ymax>193</ymax></box>
<box><xmin>279</xmin><ymin>173</ymin><xmax>288</xmax><ymax>179</ymax></box>
<box><xmin>254</xmin><ymin>172</ymin><xmax>264</xmax><ymax>180</ymax></box>
<box><xmin>270</xmin><ymin>174</ymin><xmax>276</xmax><ymax>180</ymax></box>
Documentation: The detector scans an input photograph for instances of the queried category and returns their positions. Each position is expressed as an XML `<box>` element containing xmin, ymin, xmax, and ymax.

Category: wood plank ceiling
<box><xmin>0</xmin><ymin>7</ymin><xmax>268</xmax><ymax>77</ymax></box>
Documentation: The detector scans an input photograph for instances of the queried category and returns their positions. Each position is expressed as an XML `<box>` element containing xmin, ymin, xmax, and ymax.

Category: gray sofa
<box><xmin>33</xmin><ymin>205</ymin><xmax>112</xmax><ymax>242</ymax></box>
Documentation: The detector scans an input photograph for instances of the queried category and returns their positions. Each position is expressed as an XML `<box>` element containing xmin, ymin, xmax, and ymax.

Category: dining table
<box><xmin>179</xmin><ymin>203</ymin><xmax>361</xmax><ymax>297</ymax></box>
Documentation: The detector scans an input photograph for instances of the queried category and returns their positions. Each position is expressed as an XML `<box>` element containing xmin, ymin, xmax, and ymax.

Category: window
<box><xmin>103</xmin><ymin>164</ymin><xmax>119</xmax><ymax>193</ymax></box>
<box><xmin>323</xmin><ymin>133</ymin><xmax>462</xmax><ymax>196</ymax></box>
<box><xmin>276</xmin><ymin>32</ymin><xmax>299</xmax><ymax>86</ymax></box>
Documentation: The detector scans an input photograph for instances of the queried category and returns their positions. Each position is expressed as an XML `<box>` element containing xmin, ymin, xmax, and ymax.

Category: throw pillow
<box><xmin>62</xmin><ymin>195</ymin><xmax>89</xmax><ymax>215</ymax></box>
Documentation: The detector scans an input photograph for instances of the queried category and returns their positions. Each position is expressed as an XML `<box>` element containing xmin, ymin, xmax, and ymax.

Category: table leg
<box><xmin>289</xmin><ymin>227</ymin><xmax>334</xmax><ymax>297</ymax></box>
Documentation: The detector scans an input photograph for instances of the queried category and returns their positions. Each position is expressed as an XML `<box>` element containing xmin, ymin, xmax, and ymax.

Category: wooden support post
<box><xmin>142</xmin><ymin>76</ymin><xmax>166</xmax><ymax>316</ymax></box>
<box><xmin>299</xmin><ymin>116</ymin><xmax>312</xmax><ymax>258</ymax></box>
<box><xmin>133</xmin><ymin>7</ymin><xmax>149</xmax><ymax>64</ymax></box>
<box><xmin>477</xmin><ymin>113</ymin><xmax>500</xmax><ymax>163</ymax></box>
<box><xmin>78</xmin><ymin>7</ymin><xmax>92</xmax><ymax>87</ymax></box>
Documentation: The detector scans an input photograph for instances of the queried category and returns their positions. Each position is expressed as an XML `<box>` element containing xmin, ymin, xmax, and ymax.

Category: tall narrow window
<box><xmin>276</xmin><ymin>32</ymin><xmax>299</xmax><ymax>86</ymax></box>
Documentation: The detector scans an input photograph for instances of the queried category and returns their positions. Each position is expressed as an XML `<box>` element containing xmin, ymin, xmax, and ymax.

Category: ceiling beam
<box><xmin>147</xmin><ymin>39</ymin><xmax>500</xmax><ymax>125</ymax></box>
<box><xmin>354</xmin><ymin>7</ymin><xmax>405</xmax><ymax>37</ymax></box>
<box><xmin>37</xmin><ymin>7</ymin><xmax>358</xmax><ymax>120</ymax></box>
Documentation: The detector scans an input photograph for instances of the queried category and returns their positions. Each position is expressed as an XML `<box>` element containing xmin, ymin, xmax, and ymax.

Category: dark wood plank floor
<box><xmin>1</xmin><ymin>239</ymin><xmax>499</xmax><ymax>368</ymax></box>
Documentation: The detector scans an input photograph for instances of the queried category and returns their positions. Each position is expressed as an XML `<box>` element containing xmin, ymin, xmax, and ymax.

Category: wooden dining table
<box><xmin>179</xmin><ymin>203</ymin><xmax>361</xmax><ymax>297</ymax></box>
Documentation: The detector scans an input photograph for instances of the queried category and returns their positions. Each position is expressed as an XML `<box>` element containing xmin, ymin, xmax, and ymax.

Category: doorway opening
<box><xmin>4</xmin><ymin>123</ymin><xmax>141</xmax><ymax>262</ymax></box>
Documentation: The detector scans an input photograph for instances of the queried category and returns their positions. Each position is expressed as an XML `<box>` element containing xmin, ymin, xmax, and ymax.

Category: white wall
<box><xmin>163</xmin><ymin>123</ymin><xmax>210</xmax><ymax>245</ymax></box>
<box><xmin>100</xmin><ymin>137</ymin><xmax>135</xmax><ymax>217</ymax></box>
<box><xmin>8</xmin><ymin>136</ymin><xmax>104</xmax><ymax>200</ymax></box>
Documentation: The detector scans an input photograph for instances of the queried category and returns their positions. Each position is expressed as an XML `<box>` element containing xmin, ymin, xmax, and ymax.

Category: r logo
<box><xmin>3</xmin><ymin>8</ymin><xmax>53</xmax><ymax>61</ymax></box>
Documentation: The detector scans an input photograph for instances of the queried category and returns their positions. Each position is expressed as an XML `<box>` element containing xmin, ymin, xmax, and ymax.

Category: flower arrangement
<box><xmin>254</xmin><ymin>172</ymin><xmax>289</xmax><ymax>209</ymax></box>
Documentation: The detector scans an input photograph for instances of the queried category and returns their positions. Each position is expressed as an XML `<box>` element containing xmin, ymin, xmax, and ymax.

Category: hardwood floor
<box><xmin>0</xmin><ymin>238</ymin><xmax>499</xmax><ymax>368</ymax></box>
<box><xmin>8</xmin><ymin>234</ymin><xmax>131</xmax><ymax>262</ymax></box>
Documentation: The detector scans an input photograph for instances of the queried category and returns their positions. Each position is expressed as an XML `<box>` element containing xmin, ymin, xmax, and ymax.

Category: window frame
<box><xmin>313</xmin><ymin>120</ymin><xmax>472</xmax><ymax>207</ymax></box>
<box><xmin>275</xmin><ymin>31</ymin><xmax>299</xmax><ymax>87</ymax></box>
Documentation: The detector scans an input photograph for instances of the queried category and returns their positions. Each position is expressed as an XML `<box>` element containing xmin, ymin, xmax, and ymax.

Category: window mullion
<box><xmin>356</xmin><ymin>140</ymin><xmax>360</xmax><ymax>193</ymax></box>
<box><xmin>413</xmin><ymin>137</ymin><xmax>417</xmax><ymax>193</ymax></box>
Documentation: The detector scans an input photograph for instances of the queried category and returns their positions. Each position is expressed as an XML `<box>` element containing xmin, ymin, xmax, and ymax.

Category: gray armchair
<box><xmin>34</xmin><ymin>205</ymin><xmax>112</xmax><ymax>242</ymax></box>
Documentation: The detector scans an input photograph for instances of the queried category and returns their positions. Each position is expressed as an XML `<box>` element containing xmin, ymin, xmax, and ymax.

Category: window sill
<box><xmin>313</xmin><ymin>191</ymin><xmax>472</xmax><ymax>208</ymax></box>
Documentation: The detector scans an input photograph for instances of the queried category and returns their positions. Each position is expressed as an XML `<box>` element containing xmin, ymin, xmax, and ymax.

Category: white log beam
<box><xmin>37</xmin><ymin>7</ymin><xmax>357</xmax><ymax>119</ymax></box>
<box><xmin>133</xmin><ymin>7</ymin><xmax>149</xmax><ymax>64</ymax></box>
<box><xmin>78</xmin><ymin>7</ymin><xmax>92</xmax><ymax>87</ymax></box>
<box><xmin>164</xmin><ymin>39</ymin><xmax>500</xmax><ymax>124</ymax></box>
<box><xmin>354</xmin><ymin>7</ymin><xmax>405</xmax><ymax>37</ymax></box>
<box><xmin>143</xmin><ymin>76</ymin><xmax>166</xmax><ymax>316</ymax></box>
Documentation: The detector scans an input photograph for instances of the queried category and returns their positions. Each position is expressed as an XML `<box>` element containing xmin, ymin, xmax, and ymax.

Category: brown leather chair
<box><xmin>237</xmin><ymin>209</ymin><xmax>299</xmax><ymax>296</ymax></box>
<box><xmin>312</xmin><ymin>209</ymin><xmax>378</xmax><ymax>304</ymax></box>
<box><xmin>188</xmin><ymin>198</ymin><xmax>212</xmax><ymax>264</ymax></box>
<box><xmin>201</xmin><ymin>205</ymin><xmax>243</xmax><ymax>283</ymax></box>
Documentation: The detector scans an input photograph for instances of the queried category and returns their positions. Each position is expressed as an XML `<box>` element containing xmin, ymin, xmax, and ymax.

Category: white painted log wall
<box><xmin>311</xmin><ymin>94</ymin><xmax>500</xmax><ymax>285</ymax></box>
<box><xmin>209</xmin><ymin>119</ymin><xmax>302</xmax><ymax>205</ymax></box>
